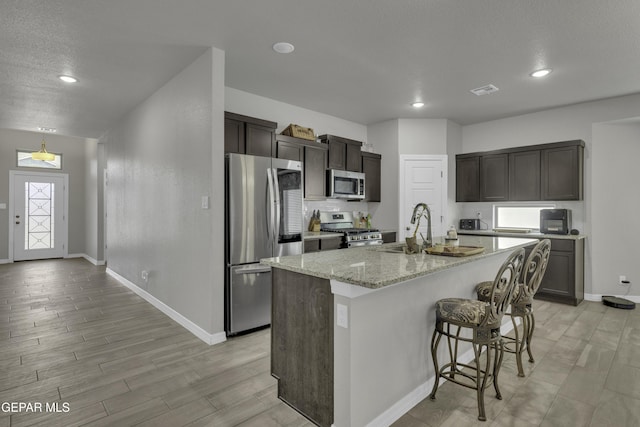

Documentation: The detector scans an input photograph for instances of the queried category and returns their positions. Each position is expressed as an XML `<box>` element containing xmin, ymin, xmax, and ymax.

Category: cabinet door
<box><xmin>304</xmin><ymin>239</ymin><xmax>320</xmax><ymax>253</ymax></box>
<box><xmin>381</xmin><ymin>232</ymin><xmax>397</xmax><ymax>243</ymax></box>
<box><xmin>480</xmin><ymin>154</ymin><xmax>509</xmax><ymax>201</ymax></box>
<box><xmin>224</xmin><ymin>118</ymin><xmax>245</xmax><ymax>154</ymax></box>
<box><xmin>345</xmin><ymin>142</ymin><xmax>362</xmax><ymax>172</ymax></box>
<box><xmin>277</xmin><ymin>141</ymin><xmax>303</xmax><ymax>161</ymax></box>
<box><xmin>327</xmin><ymin>140</ymin><xmax>346</xmax><ymax>170</ymax></box>
<box><xmin>542</xmin><ymin>145</ymin><xmax>582</xmax><ymax>200</ymax></box>
<box><xmin>509</xmin><ymin>150</ymin><xmax>541</xmax><ymax>201</ymax></box>
<box><xmin>245</xmin><ymin>123</ymin><xmax>275</xmax><ymax>157</ymax></box>
<box><xmin>320</xmin><ymin>237</ymin><xmax>342</xmax><ymax>251</ymax></box>
<box><xmin>362</xmin><ymin>153</ymin><xmax>381</xmax><ymax>202</ymax></box>
<box><xmin>304</xmin><ymin>145</ymin><xmax>328</xmax><ymax>200</ymax></box>
<box><xmin>456</xmin><ymin>156</ymin><xmax>480</xmax><ymax>202</ymax></box>
<box><xmin>538</xmin><ymin>249</ymin><xmax>575</xmax><ymax>298</ymax></box>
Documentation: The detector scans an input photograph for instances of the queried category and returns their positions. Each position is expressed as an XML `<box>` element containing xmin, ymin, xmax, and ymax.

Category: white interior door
<box><xmin>11</xmin><ymin>172</ymin><xmax>68</xmax><ymax>261</ymax></box>
<box><xmin>399</xmin><ymin>156</ymin><xmax>447</xmax><ymax>241</ymax></box>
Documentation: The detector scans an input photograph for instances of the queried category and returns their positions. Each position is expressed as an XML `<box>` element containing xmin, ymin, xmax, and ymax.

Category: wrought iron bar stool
<box><xmin>476</xmin><ymin>239</ymin><xmax>551</xmax><ymax>377</ymax></box>
<box><xmin>429</xmin><ymin>248</ymin><xmax>524</xmax><ymax>421</ymax></box>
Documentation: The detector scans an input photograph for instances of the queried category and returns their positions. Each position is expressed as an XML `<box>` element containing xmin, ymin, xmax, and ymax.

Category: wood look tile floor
<box><xmin>2</xmin><ymin>259</ymin><xmax>639</xmax><ymax>426</ymax></box>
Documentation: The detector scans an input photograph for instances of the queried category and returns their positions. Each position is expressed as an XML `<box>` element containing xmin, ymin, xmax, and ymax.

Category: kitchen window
<box><xmin>494</xmin><ymin>205</ymin><xmax>555</xmax><ymax>230</ymax></box>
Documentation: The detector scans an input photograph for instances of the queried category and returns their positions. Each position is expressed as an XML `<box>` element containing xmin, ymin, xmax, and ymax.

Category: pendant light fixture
<box><xmin>31</xmin><ymin>136</ymin><xmax>56</xmax><ymax>161</ymax></box>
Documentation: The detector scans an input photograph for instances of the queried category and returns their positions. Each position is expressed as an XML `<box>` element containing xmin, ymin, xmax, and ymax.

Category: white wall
<box><xmin>84</xmin><ymin>138</ymin><xmax>99</xmax><ymax>262</ymax></box>
<box><xmin>592</xmin><ymin>121</ymin><xmax>640</xmax><ymax>297</ymax></box>
<box><xmin>461</xmin><ymin>92</ymin><xmax>640</xmax><ymax>297</ymax></box>
<box><xmin>225</xmin><ymin>87</ymin><xmax>367</xmax><ymax>141</ymax></box>
<box><xmin>0</xmin><ymin>129</ymin><xmax>91</xmax><ymax>261</ymax></box>
<box><xmin>106</xmin><ymin>48</ymin><xmax>226</xmax><ymax>336</ymax></box>
<box><xmin>367</xmin><ymin>120</ymin><xmax>399</xmax><ymax>231</ymax></box>
<box><xmin>398</xmin><ymin>119</ymin><xmax>448</xmax><ymax>155</ymax></box>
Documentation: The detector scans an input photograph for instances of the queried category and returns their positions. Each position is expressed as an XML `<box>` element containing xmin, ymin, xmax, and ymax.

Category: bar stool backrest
<box><xmin>517</xmin><ymin>239</ymin><xmax>551</xmax><ymax>302</ymax></box>
<box><xmin>482</xmin><ymin>248</ymin><xmax>525</xmax><ymax>328</ymax></box>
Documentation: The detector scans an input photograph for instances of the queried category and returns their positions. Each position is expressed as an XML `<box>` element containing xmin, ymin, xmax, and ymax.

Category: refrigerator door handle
<box><xmin>266</xmin><ymin>167</ymin><xmax>275</xmax><ymax>241</ymax></box>
<box><xmin>272</xmin><ymin>168</ymin><xmax>281</xmax><ymax>242</ymax></box>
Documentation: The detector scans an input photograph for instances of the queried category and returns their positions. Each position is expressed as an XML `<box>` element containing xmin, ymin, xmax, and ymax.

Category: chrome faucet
<box><xmin>410</xmin><ymin>203</ymin><xmax>432</xmax><ymax>248</ymax></box>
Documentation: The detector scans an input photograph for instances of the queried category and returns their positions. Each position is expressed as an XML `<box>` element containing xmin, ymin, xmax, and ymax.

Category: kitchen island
<box><xmin>261</xmin><ymin>235</ymin><xmax>537</xmax><ymax>427</ymax></box>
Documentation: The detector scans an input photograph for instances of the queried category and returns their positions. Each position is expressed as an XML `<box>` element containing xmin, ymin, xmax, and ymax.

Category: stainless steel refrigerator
<box><xmin>225</xmin><ymin>153</ymin><xmax>303</xmax><ymax>335</ymax></box>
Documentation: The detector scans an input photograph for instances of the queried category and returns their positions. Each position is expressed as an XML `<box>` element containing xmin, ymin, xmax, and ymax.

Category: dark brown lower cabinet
<box><xmin>271</xmin><ymin>268</ymin><xmax>333</xmax><ymax>427</ymax></box>
<box><xmin>303</xmin><ymin>236</ymin><xmax>342</xmax><ymax>253</ymax></box>
<box><xmin>534</xmin><ymin>238</ymin><xmax>584</xmax><ymax>306</ymax></box>
<box><xmin>381</xmin><ymin>231</ymin><xmax>397</xmax><ymax>243</ymax></box>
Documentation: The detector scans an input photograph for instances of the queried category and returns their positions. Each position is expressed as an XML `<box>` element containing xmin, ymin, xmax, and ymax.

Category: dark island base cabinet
<box><xmin>534</xmin><ymin>238</ymin><xmax>584</xmax><ymax>306</ymax></box>
<box><xmin>271</xmin><ymin>268</ymin><xmax>334</xmax><ymax>427</ymax></box>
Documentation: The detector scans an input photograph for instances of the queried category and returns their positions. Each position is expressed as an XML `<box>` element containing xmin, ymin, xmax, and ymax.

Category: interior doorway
<box><xmin>399</xmin><ymin>155</ymin><xmax>448</xmax><ymax>241</ymax></box>
<box><xmin>9</xmin><ymin>171</ymin><xmax>68</xmax><ymax>261</ymax></box>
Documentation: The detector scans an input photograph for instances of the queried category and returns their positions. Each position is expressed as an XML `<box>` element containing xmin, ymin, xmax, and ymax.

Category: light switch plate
<box><xmin>201</xmin><ymin>196</ymin><xmax>209</xmax><ymax>209</ymax></box>
<box><xmin>336</xmin><ymin>303</ymin><xmax>349</xmax><ymax>328</ymax></box>
<box><xmin>0</xmin><ymin>203</ymin><xmax>6</xmax><ymax>209</ymax></box>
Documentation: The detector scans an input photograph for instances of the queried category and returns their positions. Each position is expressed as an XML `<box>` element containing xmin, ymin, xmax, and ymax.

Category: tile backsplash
<box><xmin>304</xmin><ymin>199</ymin><xmax>370</xmax><ymax>227</ymax></box>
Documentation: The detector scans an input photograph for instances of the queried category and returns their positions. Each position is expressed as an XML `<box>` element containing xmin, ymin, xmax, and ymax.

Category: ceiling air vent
<box><xmin>470</xmin><ymin>84</ymin><xmax>499</xmax><ymax>96</ymax></box>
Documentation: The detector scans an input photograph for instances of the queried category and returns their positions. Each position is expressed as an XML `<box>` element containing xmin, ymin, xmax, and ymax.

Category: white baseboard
<box><xmin>0</xmin><ymin>259</ymin><xmax>10</xmax><ymax>264</ymax></box>
<box><xmin>106</xmin><ymin>268</ymin><xmax>226</xmax><ymax>346</ymax></box>
<box><xmin>66</xmin><ymin>253</ymin><xmax>105</xmax><ymax>266</ymax></box>
<box><xmin>366</xmin><ymin>318</ymin><xmax>518</xmax><ymax>427</ymax></box>
<box><xmin>585</xmin><ymin>293</ymin><xmax>640</xmax><ymax>303</ymax></box>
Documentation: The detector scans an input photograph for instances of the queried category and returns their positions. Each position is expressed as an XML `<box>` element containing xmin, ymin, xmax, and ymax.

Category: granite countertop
<box><xmin>261</xmin><ymin>235</ymin><xmax>537</xmax><ymax>289</ymax></box>
<box><xmin>457</xmin><ymin>230</ymin><xmax>586</xmax><ymax>240</ymax></box>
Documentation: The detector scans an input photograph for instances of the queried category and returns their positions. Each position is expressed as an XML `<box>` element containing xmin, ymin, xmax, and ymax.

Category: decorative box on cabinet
<box><xmin>224</xmin><ymin>112</ymin><xmax>277</xmax><ymax>157</ymax></box>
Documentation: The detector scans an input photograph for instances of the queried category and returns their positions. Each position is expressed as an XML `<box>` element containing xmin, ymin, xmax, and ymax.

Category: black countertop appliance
<box><xmin>540</xmin><ymin>209</ymin><xmax>571</xmax><ymax>234</ymax></box>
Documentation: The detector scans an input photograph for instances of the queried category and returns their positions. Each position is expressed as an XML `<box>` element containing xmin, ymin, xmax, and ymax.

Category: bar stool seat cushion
<box><xmin>435</xmin><ymin>298</ymin><xmax>497</xmax><ymax>326</ymax></box>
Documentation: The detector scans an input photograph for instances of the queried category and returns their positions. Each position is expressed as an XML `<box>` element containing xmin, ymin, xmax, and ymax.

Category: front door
<box><xmin>11</xmin><ymin>171</ymin><xmax>68</xmax><ymax>261</ymax></box>
<box><xmin>399</xmin><ymin>156</ymin><xmax>447</xmax><ymax>241</ymax></box>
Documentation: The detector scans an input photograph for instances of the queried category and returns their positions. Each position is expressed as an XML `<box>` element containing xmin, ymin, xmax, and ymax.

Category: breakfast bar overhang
<box><xmin>261</xmin><ymin>235</ymin><xmax>537</xmax><ymax>427</ymax></box>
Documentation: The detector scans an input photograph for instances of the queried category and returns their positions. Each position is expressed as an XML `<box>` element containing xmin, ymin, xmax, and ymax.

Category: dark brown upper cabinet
<box><xmin>224</xmin><ymin>112</ymin><xmax>277</xmax><ymax>157</ymax></box>
<box><xmin>361</xmin><ymin>152</ymin><xmax>381</xmax><ymax>202</ymax></box>
<box><xmin>456</xmin><ymin>140</ymin><xmax>584</xmax><ymax>202</ymax></box>
<box><xmin>509</xmin><ymin>150</ymin><xmax>541</xmax><ymax>200</ymax></box>
<box><xmin>275</xmin><ymin>135</ymin><xmax>328</xmax><ymax>200</ymax></box>
<box><xmin>319</xmin><ymin>134</ymin><xmax>363</xmax><ymax>172</ymax></box>
<box><xmin>541</xmin><ymin>144</ymin><xmax>584</xmax><ymax>200</ymax></box>
<box><xmin>480</xmin><ymin>153</ymin><xmax>509</xmax><ymax>201</ymax></box>
<box><xmin>456</xmin><ymin>156</ymin><xmax>480</xmax><ymax>202</ymax></box>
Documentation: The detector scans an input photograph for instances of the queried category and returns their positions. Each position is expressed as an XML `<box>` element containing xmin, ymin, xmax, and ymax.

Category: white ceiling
<box><xmin>2</xmin><ymin>0</ymin><xmax>639</xmax><ymax>139</ymax></box>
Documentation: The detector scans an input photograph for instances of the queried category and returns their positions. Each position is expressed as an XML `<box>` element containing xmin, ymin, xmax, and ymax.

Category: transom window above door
<box><xmin>17</xmin><ymin>150</ymin><xmax>62</xmax><ymax>169</ymax></box>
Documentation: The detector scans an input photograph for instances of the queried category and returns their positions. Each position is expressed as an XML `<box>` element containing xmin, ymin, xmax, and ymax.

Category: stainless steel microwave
<box><xmin>327</xmin><ymin>169</ymin><xmax>365</xmax><ymax>200</ymax></box>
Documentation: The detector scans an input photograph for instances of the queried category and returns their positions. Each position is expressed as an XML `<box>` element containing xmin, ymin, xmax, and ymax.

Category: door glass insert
<box><xmin>24</xmin><ymin>182</ymin><xmax>55</xmax><ymax>250</ymax></box>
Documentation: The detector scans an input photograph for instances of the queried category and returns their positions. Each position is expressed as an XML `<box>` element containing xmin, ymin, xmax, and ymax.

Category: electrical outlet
<box><xmin>619</xmin><ymin>275</ymin><xmax>627</xmax><ymax>285</ymax></box>
<box><xmin>476</xmin><ymin>211</ymin><xmax>482</xmax><ymax>219</ymax></box>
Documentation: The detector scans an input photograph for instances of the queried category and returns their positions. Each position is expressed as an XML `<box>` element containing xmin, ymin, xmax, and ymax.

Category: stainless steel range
<box><xmin>319</xmin><ymin>211</ymin><xmax>383</xmax><ymax>248</ymax></box>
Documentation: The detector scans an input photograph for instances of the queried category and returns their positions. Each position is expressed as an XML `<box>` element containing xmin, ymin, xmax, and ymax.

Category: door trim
<box><xmin>8</xmin><ymin>170</ymin><xmax>69</xmax><ymax>262</ymax></box>
<box><xmin>398</xmin><ymin>155</ymin><xmax>448</xmax><ymax>239</ymax></box>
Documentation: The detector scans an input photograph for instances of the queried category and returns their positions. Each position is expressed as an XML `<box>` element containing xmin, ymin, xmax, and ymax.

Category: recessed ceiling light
<box><xmin>58</xmin><ymin>75</ymin><xmax>78</xmax><ymax>83</ymax></box>
<box><xmin>411</xmin><ymin>102</ymin><xmax>425</xmax><ymax>108</ymax></box>
<box><xmin>530</xmin><ymin>68</ymin><xmax>552</xmax><ymax>78</ymax></box>
<box><xmin>272</xmin><ymin>42</ymin><xmax>295</xmax><ymax>54</ymax></box>
<box><xmin>38</xmin><ymin>127</ymin><xmax>57</xmax><ymax>133</ymax></box>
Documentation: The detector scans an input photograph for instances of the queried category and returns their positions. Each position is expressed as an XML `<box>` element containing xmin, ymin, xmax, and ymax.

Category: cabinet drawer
<box><xmin>550</xmin><ymin>239</ymin><xmax>574</xmax><ymax>252</ymax></box>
